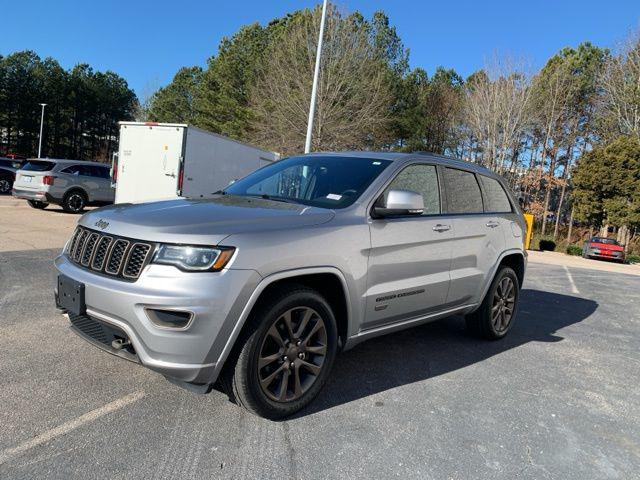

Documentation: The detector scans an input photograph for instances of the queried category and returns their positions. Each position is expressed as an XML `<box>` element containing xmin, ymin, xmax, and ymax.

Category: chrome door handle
<box><xmin>432</xmin><ymin>224</ymin><xmax>451</xmax><ymax>232</ymax></box>
<box><xmin>486</xmin><ymin>221</ymin><xmax>500</xmax><ymax>228</ymax></box>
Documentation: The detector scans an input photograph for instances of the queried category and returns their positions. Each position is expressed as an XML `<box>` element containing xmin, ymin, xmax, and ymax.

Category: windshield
<box><xmin>592</xmin><ymin>237</ymin><xmax>618</xmax><ymax>245</ymax></box>
<box><xmin>224</xmin><ymin>155</ymin><xmax>392</xmax><ymax>209</ymax></box>
<box><xmin>21</xmin><ymin>161</ymin><xmax>55</xmax><ymax>172</ymax></box>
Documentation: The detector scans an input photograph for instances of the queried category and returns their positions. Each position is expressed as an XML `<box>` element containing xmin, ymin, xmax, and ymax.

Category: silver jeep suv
<box><xmin>13</xmin><ymin>159</ymin><xmax>114</xmax><ymax>213</ymax></box>
<box><xmin>54</xmin><ymin>152</ymin><xmax>526</xmax><ymax>418</ymax></box>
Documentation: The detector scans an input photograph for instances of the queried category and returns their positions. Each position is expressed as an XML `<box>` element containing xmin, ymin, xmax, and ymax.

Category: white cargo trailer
<box><xmin>113</xmin><ymin>122</ymin><xmax>279</xmax><ymax>204</ymax></box>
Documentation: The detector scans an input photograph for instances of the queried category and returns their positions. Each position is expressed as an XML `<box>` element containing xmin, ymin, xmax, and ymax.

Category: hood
<box><xmin>79</xmin><ymin>195</ymin><xmax>335</xmax><ymax>245</ymax></box>
<box><xmin>590</xmin><ymin>242</ymin><xmax>623</xmax><ymax>251</ymax></box>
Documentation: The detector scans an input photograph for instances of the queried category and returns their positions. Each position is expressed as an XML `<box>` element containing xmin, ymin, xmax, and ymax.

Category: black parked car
<box><xmin>0</xmin><ymin>158</ymin><xmax>24</xmax><ymax>194</ymax></box>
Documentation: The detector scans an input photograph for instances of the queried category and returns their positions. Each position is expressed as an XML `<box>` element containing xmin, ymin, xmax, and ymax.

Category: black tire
<box><xmin>466</xmin><ymin>266</ymin><xmax>520</xmax><ymax>340</ymax></box>
<box><xmin>0</xmin><ymin>177</ymin><xmax>12</xmax><ymax>194</ymax></box>
<box><xmin>62</xmin><ymin>190</ymin><xmax>87</xmax><ymax>213</ymax></box>
<box><xmin>222</xmin><ymin>284</ymin><xmax>338</xmax><ymax>419</ymax></box>
<box><xmin>27</xmin><ymin>200</ymin><xmax>49</xmax><ymax>209</ymax></box>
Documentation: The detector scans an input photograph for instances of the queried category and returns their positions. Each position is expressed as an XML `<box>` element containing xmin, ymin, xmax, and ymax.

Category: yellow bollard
<box><xmin>523</xmin><ymin>213</ymin><xmax>534</xmax><ymax>250</ymax></box>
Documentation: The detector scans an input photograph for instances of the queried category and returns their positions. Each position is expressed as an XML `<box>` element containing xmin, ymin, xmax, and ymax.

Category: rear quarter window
<box><xmin>479</xmin><ymin>175</ymin><xmax>512</xmax><ymax>213</ymax></box>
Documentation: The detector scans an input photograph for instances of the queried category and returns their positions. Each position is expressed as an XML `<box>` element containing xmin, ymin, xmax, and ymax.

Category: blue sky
<box><xmin>3</xmin><ymin>1</ymin><xmax>639</xmax><ymax>98</ymax></box>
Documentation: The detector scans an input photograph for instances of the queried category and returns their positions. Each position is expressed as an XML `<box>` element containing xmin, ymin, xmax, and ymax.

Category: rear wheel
<box><xmin>27</xmin><ymin>200</ymin><xmax>48</xmax><ymax>209</ymax></box>
<box><xmin>222</xmin><ymin>285</ymin><xmax>338</xmax><ymax>419</ymax></box>
<box><xmin>466</xmin><ymin>266</ymin><xmax>519</xmax><ymax>340</ymax></box>
<box><xmin>62</xmin><ymin>191</ymin><xmax>86</xmax><ymax>213</ymax></box>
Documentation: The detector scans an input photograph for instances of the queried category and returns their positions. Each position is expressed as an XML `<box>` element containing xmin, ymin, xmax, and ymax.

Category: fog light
<box><xmin>145</xmin><ymin>308</ymin><xmax>193</xmax><ymax>330</ymax></box>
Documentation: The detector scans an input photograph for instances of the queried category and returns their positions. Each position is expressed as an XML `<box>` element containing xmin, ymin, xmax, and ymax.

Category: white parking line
<box><xmin>0</xmin><ymin>390</ymin><xmax>145</xmax><ymax>465</ymax></box>
<box><xmin>563</xmin><ymin>265</ymin><xmax>579</xmax><ymax>294</ymax></box>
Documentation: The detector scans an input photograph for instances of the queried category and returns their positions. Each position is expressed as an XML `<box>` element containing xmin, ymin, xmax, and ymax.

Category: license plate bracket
<box><xmin>57</xmin><ymin>275</ymin><xmax>86</xmax><ymax>315</ymax></box>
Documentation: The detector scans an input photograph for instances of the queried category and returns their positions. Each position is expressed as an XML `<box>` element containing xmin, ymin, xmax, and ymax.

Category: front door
<box><xmin>364</xmin><ymin>163</ymin><xmax>453</xmax><ymax>329</ymax></box>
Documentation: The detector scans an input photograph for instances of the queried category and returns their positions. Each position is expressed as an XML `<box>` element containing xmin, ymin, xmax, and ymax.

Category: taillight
<box><xmin>43</xmin><ymin>175</ymin><xmax>55</xmax><ymax>185</ymax></box>
<box><xmin>177</xmin><ymin>167</ymin><xmax>184</xmax><ymax>193</ymax></box>
<box><xmin>112</xmin><ymin>160</ymin><xmax>118</xmax><ymax>183</ymax></box>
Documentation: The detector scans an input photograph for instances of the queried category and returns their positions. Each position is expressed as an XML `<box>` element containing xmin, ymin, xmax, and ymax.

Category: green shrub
<box><xmin>566</xmin><ymin>244</ymin><xmax>582</xmax><ymax>256</ymax></box>
<box><xmin>627</xmin><ymin>254</ymin><xmax>640</xmax><ymax>264</ymax></box>
<box><xmin>539</xmin><ymin>238</ymin><xmax>557</xmax><ymax>251</ymax></box>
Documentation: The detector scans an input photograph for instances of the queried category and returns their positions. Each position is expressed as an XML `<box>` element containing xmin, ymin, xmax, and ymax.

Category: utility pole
<box><xmin>38</xmin><ymin>103</ymin><xmax>47</xmax><ymax>158</ymax></box>
<box><xmin>304</xmin><ymin>0</ymin><xmax>328</xmax><ymax>154</ymax></box>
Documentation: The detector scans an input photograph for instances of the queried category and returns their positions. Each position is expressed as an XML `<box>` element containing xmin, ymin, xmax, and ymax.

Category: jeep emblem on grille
<box><xmin>94</xmin><ymin>219</ymin><xmax>110</xmax><ymax>230</ymax></box>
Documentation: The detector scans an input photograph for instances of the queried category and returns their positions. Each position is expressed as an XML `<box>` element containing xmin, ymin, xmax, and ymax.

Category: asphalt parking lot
<box><xmin>1</xmin><ymin>196</ymin><xmax>639</xmax><ymax>479</ymax></box>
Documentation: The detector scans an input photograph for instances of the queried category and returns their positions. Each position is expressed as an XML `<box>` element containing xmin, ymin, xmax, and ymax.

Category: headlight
<box><xmin>152</xmin><ymin>245</ymin><xmax>235</xmax><ymax>271</ymax></box>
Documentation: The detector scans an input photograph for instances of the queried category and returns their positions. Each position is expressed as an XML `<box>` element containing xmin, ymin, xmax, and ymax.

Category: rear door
<box><xmin>116</xmin><ymin>124</ymin><xmax>185</xmax><ymax>203</ymax></box>
<box><xmin>443</xmin><ymin>168</ymin><xmax>506</xmax><ymax>305</ymax></box>
<box><xmin>364</xmin><ymin>163</ymin><xmax>453</xmax><ymax>329</ymax></box>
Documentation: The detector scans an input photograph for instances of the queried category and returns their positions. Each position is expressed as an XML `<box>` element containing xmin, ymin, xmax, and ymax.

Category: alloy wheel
<box><xmin>0</xmin><ymin>179</ymin><xmax>10</xmax><ymax>193</ymax></box>
<box><xmin>491</xmin><ymin>277</ymin><xmax>516</xmax><ymax>333</ymax></box>
<box><xmin>68</xmin><ymin>193</ymin><xmax>84</xmax><ymax>212</ymax></box>
<box><xmin>257</xmin><ymin>307</ymin><xmax>328</xmax><ymax>402</ymax></box>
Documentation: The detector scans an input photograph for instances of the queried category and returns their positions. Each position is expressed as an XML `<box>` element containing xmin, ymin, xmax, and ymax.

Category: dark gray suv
<box><xmin>55</xmin><ymin>152</ymin><xmax>527</xmax><ymax>418</ymax></box>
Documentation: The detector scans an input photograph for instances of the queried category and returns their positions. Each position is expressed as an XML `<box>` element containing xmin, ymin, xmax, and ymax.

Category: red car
<box><xmin>582</xmin><ymin>237</ymin><xmax>625</xmax><ymax>263</ymax></box>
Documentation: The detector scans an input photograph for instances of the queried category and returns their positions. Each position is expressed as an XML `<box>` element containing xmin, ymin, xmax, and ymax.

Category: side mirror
<box><xmin>374</xmin><ymin>189</ymin><xmax>424</xmax><ymax>217</ymax></box>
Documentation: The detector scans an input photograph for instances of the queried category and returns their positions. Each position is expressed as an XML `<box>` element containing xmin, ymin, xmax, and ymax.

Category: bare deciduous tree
<box><xmin>599</xmin><ymin>33</ymin><xmax>640</xmax><ymax>141</ymax></box>
<box><xmin>464</xmin><ymin>57</ymin><xmax>531</xmax><ymax>175</ymax></box>
<box><xmin>248</xmin><ymin>6</ymin><xmax>393</xmax><ymax>155</ymax></box>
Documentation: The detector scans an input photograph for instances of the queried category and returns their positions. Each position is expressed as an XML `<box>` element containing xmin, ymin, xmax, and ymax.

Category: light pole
<box><xmin>304</xmin><ymin>0</ymin><xmax>328</xmax><ymax>154</ymax></box>
<box><xmin>38</xmin><ymin>103</ymin><xmax>47</xmax><ymax>158</ymax></box>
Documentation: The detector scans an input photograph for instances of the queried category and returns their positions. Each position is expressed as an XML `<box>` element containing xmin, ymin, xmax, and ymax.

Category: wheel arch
<box><xmin>472</xmin><ymin>249</ymin><xmax>527</xmax><ymax>314</ymax></box>
<box><xmin>212</xmin><ymin>267</ymin><xmax>353</xmax><ymax>382</ymax></box>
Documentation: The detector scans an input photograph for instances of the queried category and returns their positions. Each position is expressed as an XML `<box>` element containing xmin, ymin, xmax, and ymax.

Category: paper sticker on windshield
<box><xmin>326</xmin><ymin>194</ymin><xmax>342</xmax><ymax>201</ymax></box>
<box><xmin>372</xmin><ymin>161</ymin><xmax>381</xmax><ymax>165</ymax></box>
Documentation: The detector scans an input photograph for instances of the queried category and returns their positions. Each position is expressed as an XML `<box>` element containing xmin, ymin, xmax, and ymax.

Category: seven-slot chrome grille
<box><xmin>66</xmin><ymin>227</ymin><xmax>154</xmax><ymax>280</ymax></box>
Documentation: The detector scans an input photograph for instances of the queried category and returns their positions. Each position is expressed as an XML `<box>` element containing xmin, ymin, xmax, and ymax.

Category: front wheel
<box><xmin>27</xmin><ymin>200</ymin><xmax>49</xmax><ymax>209</ymax></box>
<box><xmin>222</xmin><ymin>285</ymin><xmax>338</xmax><ymax>419</ymax></box>
<box><xmin>466</xmin><ymin>266</ymin><xmax>520</xmax><ymax>340</ymax></box>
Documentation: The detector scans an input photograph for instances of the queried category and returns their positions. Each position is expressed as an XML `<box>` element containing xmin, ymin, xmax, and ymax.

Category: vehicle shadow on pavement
<box><xmin>294</xmin><ymin>289</ymin><xmax>598</xmax><ymax>418</ymax></box>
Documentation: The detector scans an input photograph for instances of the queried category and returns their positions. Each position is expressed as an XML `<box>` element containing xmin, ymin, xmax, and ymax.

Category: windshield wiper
<box><xmin>244</xmin><ymin>194</ymin><xmax>299</xmax><ymax>205</ymax></box>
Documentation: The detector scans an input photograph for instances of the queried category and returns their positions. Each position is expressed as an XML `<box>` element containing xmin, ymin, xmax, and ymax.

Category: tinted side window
<box><xmin>479</xmin><ymin>175</ymin><xmax>512</xmax><ymax>213</ymax></box>
<box><xmin>443</xmin><ymin>168</ymin><xmax>483</xmax><ymax>214</ymax></box>
<box><xmin>387</xmin><ymin>164</ymin><xmax>440</xmax><ymax>215</ymax></box>
<box><xmin>61</xmin><ymin>165</ymin><xmax>81</xmax><ymax>175</ymax></box>
<box><xmin>92</xmin><ymin>166</ymin><xmax>110</xmax><ymax>179</ymax></box>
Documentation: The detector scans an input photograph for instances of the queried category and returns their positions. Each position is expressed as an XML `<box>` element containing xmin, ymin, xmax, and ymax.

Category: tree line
<box><xmin>147</xmin><ymin>5</ymin><xmax>640</xmax><ymax>252</ymax></box>
<box><xmin>0</xmin><ymin>51</ymin><xmax>137</xmax><ymax>161</ymax></box>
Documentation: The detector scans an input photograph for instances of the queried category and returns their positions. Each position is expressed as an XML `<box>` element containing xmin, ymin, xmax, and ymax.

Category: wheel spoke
<box><xmin>305</xmin><ymin>344</ymin><xmax>327</xmax><ymax>355</ymax></box>
<box><xmin>277</xmin><ymin>369</ymin><xmax>290</xmax><ymax>401</ymax></box>
<box><xmin>293</xmin><ymin>364</ymin><xmax>303</xmax><ymax>397</ymax></box>
<box><xmin>281</xmin><ymin>310</ymin><xmax>295</xmax><ymax>340</ymax></box>
<box><xmin>258</xmin><ymin>351</ymin><xmax>282</xmax><ymax>369</ymax></box>
<box><xmin>260</xmin><ymin>364</ymin><xmax>284</xmax><ymax>389</ymax></box>
<box><xmin>295</xmin><ymin>309</ymin><xmax>314</xmax><ymax>338</ymax></box>
<box><xmin>299</xmin><ymin>359</ymin><xmax>321</xmax><ymax>376</ymax></box>
<box><xmin>267</xmin><ymin>324</ymin><xmax>286</xmax><ymax>347</ymax></box>
<box><xmin>302</xmin><ymin>320</ymin><xmax>323</xmax><ymax>346</ymax></box>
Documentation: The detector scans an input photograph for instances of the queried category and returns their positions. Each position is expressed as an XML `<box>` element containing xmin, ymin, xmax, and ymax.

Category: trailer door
<box><xmin>115</xmin><ymin>124</ymin><xmax>185</xmax><ymax>204</ymax></box>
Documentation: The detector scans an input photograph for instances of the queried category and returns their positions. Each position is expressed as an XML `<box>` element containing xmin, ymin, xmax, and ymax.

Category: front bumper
<box><xmin>587</xmin><ymin>249</ymin><xmax>624</xmax><ymax>261</ymax></box>
<box><xmin>54</xmin><ymin>254</ymin><xmax>261</xmax><ymax>385</ymax></box>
